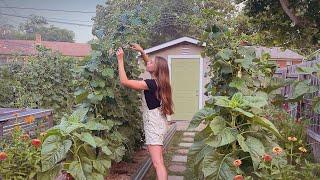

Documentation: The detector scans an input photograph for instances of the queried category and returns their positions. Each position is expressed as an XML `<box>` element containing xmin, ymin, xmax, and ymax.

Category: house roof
<box><xmin>253</xmin><ymin>46</ymin><xmax>303</xmax><ymax>60</ymax></box>
<box><xmin>0</xmin><ymin>39</ymin><xmax>91</xmax><ymax>57</ymax></box>
<box><xmin>143</xmin><ymin>37</ymin><xmax>303</xmax><ymax>60</ymax></box>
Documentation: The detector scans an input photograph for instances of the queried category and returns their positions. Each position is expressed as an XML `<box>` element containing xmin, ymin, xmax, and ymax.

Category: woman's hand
<box><xmin>130</xmin><ymin>43</ymin><xmax>144</xmax><ymax>53</ymax></box>
<box><xmin>116</xmin><ymin>47</ymin><xmax>124</xmax><ymax>61</ymax></box>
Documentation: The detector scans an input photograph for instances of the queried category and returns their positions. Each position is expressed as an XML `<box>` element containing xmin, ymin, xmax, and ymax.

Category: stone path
<box><xmin>167</xmin><ymin>121</ymin><xmax>204</xmax><ymax>180</ymax></box>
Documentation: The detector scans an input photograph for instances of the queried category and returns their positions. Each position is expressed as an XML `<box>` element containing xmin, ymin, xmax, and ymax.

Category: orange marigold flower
<box><xmin>298</xmin><ymin>147</ymin><xmax>307</xmax><ymax>153</ymax></box>
<box><xmin>233</xmin><ymin>159</ymin><xmax>242</xmax><ymax>167</ymax></box>
<box><xmin>24</xmin><ymin>115</ymin><xmax>35</xmax><ymax>124</ymax></box>
<box><xmin>21</xmin><ymin>133</ymin><xmax>30</xmax><ymax>140</ymax></box>
<box><xmin>272</xmin><ymin>146</ymin><xmax>283</xmax><ymax>155</ymax></box>
<box><xmin>233</xmin><ymin>175</ymin><xmax>244</xmax><ymax>180</ymax></box>
<box><xmin>0</xmin><ymin>152</ymin><xmax>7</xmax><ymax>161</ymax></box>
<box><xmin>31</xmin><ymin>139</ymin><xmax>41</xmax><ymax>149</ymax></box>
<box><xmin>263</xmin><ymin>154</ymin><xmax>272</xmax><ymax>162</ymax></box>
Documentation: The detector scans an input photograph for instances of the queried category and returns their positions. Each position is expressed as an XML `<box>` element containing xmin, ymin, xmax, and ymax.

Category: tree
<box><xmin>0</xmin><ymin>15</ymin><xmax>75</xmax><ymax>42</ymax></box>
<box><xmin>240</xmin><ymin>0</ymin><xmax>320</xmax><ymax>55</ymax></box>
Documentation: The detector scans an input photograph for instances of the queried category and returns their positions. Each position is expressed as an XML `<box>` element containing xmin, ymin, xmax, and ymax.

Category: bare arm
<box><xmin>116</xmin><ymin>48</ymin><xmax>148</xmax><ymax>91</ymax></box>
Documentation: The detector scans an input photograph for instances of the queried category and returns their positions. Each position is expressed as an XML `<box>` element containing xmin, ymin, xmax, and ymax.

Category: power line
<box><xmin>0</xmin><ymin>6</ymin><xmax>96</xmax><ymax>14</ymax></box>
<box><xmin>0</xmin><ymin>0</ymin><xmax>21</xmax><ymax>25</ymax></box>
<box><xmin>0</xmin><ymin>12</ymin><xmax>93</xmax><ymax>27</ymax></box>
<box><xmin>47</xmin><ymin>17</ymin><xmax>92</xmax><ymax>23</ymax></box>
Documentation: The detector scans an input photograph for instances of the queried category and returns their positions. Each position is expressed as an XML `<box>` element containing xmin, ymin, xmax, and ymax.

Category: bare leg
<box><xmin>148</xmin><ymin>145</ymin><xmax>168</xmax><ymax>180</ymax></box>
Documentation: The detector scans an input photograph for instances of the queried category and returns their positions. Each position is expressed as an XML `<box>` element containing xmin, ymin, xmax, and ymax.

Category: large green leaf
<box><xmin>101</xmin><ymin>146</ymin><xmax>112</xmax><ymax>156</ymax></box>
<box><xmin>69</xmin><ymin>161</ymin><xmax>86</xmax><ymax>180</ymax></box>
<box><xmin>56</xmin><ymin>119</ymin><xmax>84</xmax><ymax>134</ymax></box>
<box><xmin>243</xmin><ymin>95</ymin><xmax>268</xmax><ymax>109</ymax></box>
<box><xmin>236</xmin><ymin>134</ymin><xmax>249</xmax><ymax>152</ymax></box>
<box><xmin>70</xmin><ymin>107</ymin><xmax>89</xmax><ymax>123</ymax></box>
<box><xmin>290</xmin><ymin>80</ymin><xmax>318</xmax><ymax>100</ymax></box>
<box><xmin>85</xmin><ymin>120</ymin><xmax>113</xmax><ymax>131</ymax></box>
<box><xmin>41</xmin><ymin>135</ymin><xmax>72</xmax><ymax>171</ymax></box>
<box><xmin>234</xmin><ymin>107</ymin><xmax>254</xmax><ymax>117</ymax></box>
<box><xmin>209</xmin><ymin>116</ymin><xmax>226</xmax><ymax>135</ymax></box>
<box><xmin>250</xmin><ymin>116</ymin><xmax>282</xmax><ymax>139</ymax></box>
<box><xmin>202</xmin><ymin>151</ymin><xmax>237</xmax><ymax>179</ymax></box>
<box><xmin>245</xmin><ymin>136</ymin><xmax>266</xmax><ymax>170</ymax></box>
<box><xmin>217</xmin><ymin>48</ymin><xmax>233</xmax><ymax>60</ymax></box>
<box><xmin>206</xmin><ymin>128</ymin><xmax>237</xmax><ymax>148</ymax></box>
<box><xmin>76</xmin><ymin>132</ymin><xmax>97</xmax><ymax>148</ymax></box>
<box><xmin>188</xmin><ymin>107</ymin><xmax>215</xmax><ymax>129</ymax></box>
<box><xmin>213</xmin><ymin>96</ymin><xmax>230</xmax><ymax>107</ymax></box>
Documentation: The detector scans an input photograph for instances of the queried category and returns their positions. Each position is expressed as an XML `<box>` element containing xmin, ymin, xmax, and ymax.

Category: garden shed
<box><xmin>138</xmin><ymin>37</ymin><xmax>210</xmax><ymax>121</ymax></box>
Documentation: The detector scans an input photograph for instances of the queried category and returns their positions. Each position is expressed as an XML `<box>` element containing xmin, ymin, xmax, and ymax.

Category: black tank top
<box><xmin>144</xmin><ymin>79</ymin><xmax>161</xmax><ymax>110</ymax></box>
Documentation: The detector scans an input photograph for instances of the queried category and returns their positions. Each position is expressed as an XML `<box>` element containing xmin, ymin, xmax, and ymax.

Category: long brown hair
<box><xmin>153</xmin><ymin>56</ymin><xmax>174</xmax><ymax>115</ymax></box>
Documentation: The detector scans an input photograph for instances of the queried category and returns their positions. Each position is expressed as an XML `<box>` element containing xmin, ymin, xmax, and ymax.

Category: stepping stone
<box><xmin>179</xmin><ymin>143</ymin><xmax>193</xmax><ymax>148</ymax></box>
<box><xmin>183</xmin><ymin>132</ymin><xmax>195</xmax><ymax>137</ymax></box>
<box><xmin>168</xmin><ymin>175</ymin><xmax>184</xmax><ymax>180</ymax></box>
<box><xmin>172</xmin><ymin>155</ymin><xmax>187</xmax><ymax>163</ymax></box>
<box><xmin>169</xmin><ymin>164</ymin><xmax>187</xmax><ymax>173</ymax></box>
<box><xmin>182</xmin><ymin>137</ymin><xmax>194</xmax><ymax>142</ymax></box>
<box><xmin>176</xmin><ymin>149</ymin><xmax>189</xmax><ymax>155</ymax></box>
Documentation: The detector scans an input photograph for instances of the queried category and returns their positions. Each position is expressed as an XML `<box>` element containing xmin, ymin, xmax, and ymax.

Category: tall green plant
<box><xmin>40</xmin><ymin>107</ymin><xmax>125</xmax><ymax>179</ymax></box>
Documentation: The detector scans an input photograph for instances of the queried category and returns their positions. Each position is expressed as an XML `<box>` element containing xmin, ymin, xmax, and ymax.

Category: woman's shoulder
<box><xmin>144</xmin><ymin>79</ymin><xmax>157</xmax><ymax>90</ymax></box>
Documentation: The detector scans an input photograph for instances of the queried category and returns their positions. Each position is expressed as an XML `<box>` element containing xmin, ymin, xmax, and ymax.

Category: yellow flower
<box><xmin>298</xmin><ymin>147</ymin><xmax>307</xmax><ymax>153</ymax></box>
<box><xmin>272</xmin><ymin>146</ymin><xmax>283</xmax><ymax>155</ymax></box>
<box><xmin>40</xmin><ymin>132</ymin><xmax>47</xmax><ymax>137</ymax></box>
<box><xmin>24</xmin><ymin>115</ymin><xmax>35</xmax><ymax>124</ymax></box>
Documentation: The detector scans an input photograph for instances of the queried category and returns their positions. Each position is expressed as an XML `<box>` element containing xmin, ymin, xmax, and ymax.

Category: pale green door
<box><xmin>171</xmin><ymin>58</ymin><xmax>200</xmax><ymax>120</ymax></box>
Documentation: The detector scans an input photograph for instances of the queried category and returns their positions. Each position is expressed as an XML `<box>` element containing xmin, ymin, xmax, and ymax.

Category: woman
<box><xmin>116</xmin><ymin>43</ymin><xmax>173</xmax><ymax>180</ymax></box>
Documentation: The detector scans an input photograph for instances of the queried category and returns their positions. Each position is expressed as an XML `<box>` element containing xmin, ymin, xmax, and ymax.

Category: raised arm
<box><xmin>130</xmin><ymin>43</ymin><xmax>150</xmax><ymax>66</ymax></box>
<box><xmin>116</xmin><ymin>47</ymin><xmax>148</xmax><ymax>91</ymax></box>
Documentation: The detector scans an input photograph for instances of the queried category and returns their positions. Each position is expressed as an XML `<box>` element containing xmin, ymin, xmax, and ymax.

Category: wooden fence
<box><xmin>274</xmin><ymin>56</ymin><xmax>320</xmax><ymax>162</ymax></box>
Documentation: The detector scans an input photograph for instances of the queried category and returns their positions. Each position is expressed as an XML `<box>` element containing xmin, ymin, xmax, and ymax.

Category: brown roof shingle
<box><xmin>0</xmin><ymin>39</ymin><xmax>91</xmax><ymax>57</ymax></box>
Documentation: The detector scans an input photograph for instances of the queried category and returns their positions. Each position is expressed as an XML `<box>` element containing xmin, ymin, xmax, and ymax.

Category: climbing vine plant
<box><xmin>40</xmin><ymin>1</ymin><xmax>160</xmax><ymax>179</ymax></box>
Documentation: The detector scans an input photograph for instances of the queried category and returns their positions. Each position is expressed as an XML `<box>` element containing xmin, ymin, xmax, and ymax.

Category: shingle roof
<box><xmin>0</xmin><ymin>39</ymin><xmax>91</xmax><ymax>57</ymax></box>
<box><xmin>251</xmin><ymin>46</ymin><xmax>303</xmax><ymax>60</ymax></box>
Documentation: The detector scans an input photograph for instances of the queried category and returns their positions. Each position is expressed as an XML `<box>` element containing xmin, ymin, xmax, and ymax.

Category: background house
<box><xmin>139</xmin><ymin>37</ymin><xmax>304</xmax><ymax>121</ymax></box>
<box><xmin>254</xmin><ymin>46</ymin><xmax>304</xmax><ymax>68</ymax></box>
<box><xmin>0</xmin><ymin>34</ymin><xmax>91</xmax><ymax>65</ymax></box>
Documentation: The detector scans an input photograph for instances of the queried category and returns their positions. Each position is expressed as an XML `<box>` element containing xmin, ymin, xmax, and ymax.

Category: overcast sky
<box><xmin>0</xmin><ymin>0</ymin><xmax>105</xmax><ymax>43</ymax></box>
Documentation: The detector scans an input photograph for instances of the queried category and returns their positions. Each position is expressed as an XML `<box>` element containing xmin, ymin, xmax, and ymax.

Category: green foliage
<box><xmin>0</xmin><ymin>46</ymin><xmax>76</xmax><ymax>119</ymax></box>
<box><xmin>40</xmin><ymin>108</ymin><xmax>124</xmax><ymax>179</ymax></box>
<box><xmin>242</xmin><ymin>0</ymin><xmax>320</xmax><ymax>54</ymax></box>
